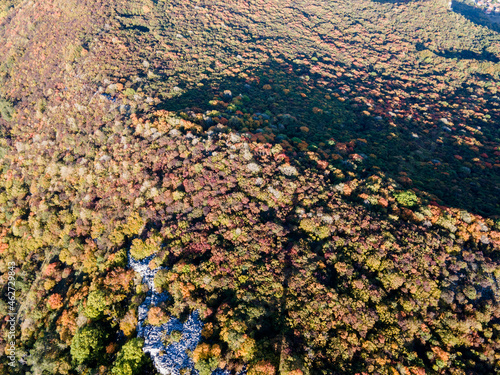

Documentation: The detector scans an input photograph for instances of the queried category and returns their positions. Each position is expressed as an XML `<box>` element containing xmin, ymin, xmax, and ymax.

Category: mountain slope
<box><xmin>0</xmin><ymin>1</ymin><xmax>499</xmax><ymax>375</ymax></box>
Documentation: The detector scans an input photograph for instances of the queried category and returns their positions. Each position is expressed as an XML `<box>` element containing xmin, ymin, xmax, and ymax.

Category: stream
<box><xmin>129</xmin><ymin>253</ymin><xmax>246</xmax><ymax>375</ymax></box>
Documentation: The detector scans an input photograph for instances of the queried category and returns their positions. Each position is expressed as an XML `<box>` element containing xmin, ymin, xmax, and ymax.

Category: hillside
<box><xmin>0</xmin><ymin>1</ymin><xmax>499</xmax><ymax>374</ymax></box>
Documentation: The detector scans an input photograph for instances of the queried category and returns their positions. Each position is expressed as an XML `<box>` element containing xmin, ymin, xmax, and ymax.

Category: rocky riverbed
<box><xmin>129</xmin><ymin>253</ymin><xmax>246</xmax><ymax>375</ymax></box>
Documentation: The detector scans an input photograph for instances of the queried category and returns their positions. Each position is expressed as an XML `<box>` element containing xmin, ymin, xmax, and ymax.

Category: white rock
<box><xmin>129</xmin><ymin>253</ymin><xmax>204</xmax><ymax>375</ymax></box>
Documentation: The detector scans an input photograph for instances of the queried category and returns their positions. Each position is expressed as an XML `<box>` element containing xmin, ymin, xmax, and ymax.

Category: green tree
<box><xmin>394</xmin><ymin>190</ymin><xmax>419</xmax><ymax>207</ymax></box>
<box><xmin>153</xmin><ymin>269</ymin><xmax>170</xmax><ymax>292</ymax></box>
<box><xmin>84</xmin><ymin>289</ymin><xmax>107</xmax><ymax>319</ymax></box>
<box><xmin>0</xmin><ymin>98</ymin><xmax>14</xmax><ymax>121</ymax></box>
<box><xmin>130</xmin><ymin>235</ymin><xmax>161</xmax><ymax>260</ymax></box>
<box><xmin>111</xmin><ymin>338</ymin><xmax>145</xmax><ymax>375</ymax></box>
<box><xmin>70</xmin><ymin>325</ymin><xmax>106</xmax><ymax>364</ymax></box>
<box><xmin>195</xmin><ymin>357</ymin><xmax>219</xmax><ymax>375</ymax></box>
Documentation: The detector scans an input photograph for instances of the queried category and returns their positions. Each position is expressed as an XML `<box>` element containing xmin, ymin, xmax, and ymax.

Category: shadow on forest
<box><xmin>370</xmin><ymin>0</ymin><xmax>419</xmax><ymax>3</ymax></box>
<box><xmin>416</xmin><ymin>42</ymin><xmax>500</xmax><ymax>63</ymax></box>
<box><xmin>151</xmin><ymin>58</ymin><xmax>500</xmax><ymax>217</ymax></box>
<box><xmin>370</xmin><ymin>0</ymin><xmax>500</xmax><ymax>34</ymax></box>
<box><xmin>452</xmin><ymin>1</ymin><xmax>500</xmax><ymax>33</ymax></box>
<box><xmin>434</xmin><ymin>48</ymin><xmax>499</xmax><ymax>62</ymax></box>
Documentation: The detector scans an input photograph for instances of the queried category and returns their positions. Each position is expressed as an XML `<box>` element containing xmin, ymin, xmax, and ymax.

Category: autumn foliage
<box><xmin>0</xmin><ymin>0</ymin><xmax>499</xmax><ymax>375</ymax></box>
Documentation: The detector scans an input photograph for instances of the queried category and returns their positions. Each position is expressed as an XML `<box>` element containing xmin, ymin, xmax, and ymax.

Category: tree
<box><xmin>70</xmin><ymin>325</ymin><xmax>106</xmax><ymax>365</ymax></box>
<box><xmin>111</xmin><ymin>338</ymin><xmax>145</xmax><ymax>375</ymax></box>
<box><xmin>0</xmin><ymin>98</ymin><xmax>14</xmax><ymax>121</ymax></box>
<box><xmin>394</xmin><ymin>190</ymin><xmax>419</xmax><ymax>207</ymax></box>
<box><xmin>47</xmin><ymin>293</ymin><xmax>64</xmax><ymax>310</ymax></box>
<box><xmin>129</xmin><ymin>235</ymin><xmax>161</xmax><ymax>260</ymax></box>
<box><xmin>120</xmin><ymin>310</ymin><xmax>138</xmax><ymax>337</ymax></box>
<box><xmin>193</xmin><ymin>343</ymin><xmax>221</xmax><ymax>375</ymax></box>
<box><xmin>84</xmin><ymin>289</ymin><xmax>107</xmax><ymax>319</ymax></box>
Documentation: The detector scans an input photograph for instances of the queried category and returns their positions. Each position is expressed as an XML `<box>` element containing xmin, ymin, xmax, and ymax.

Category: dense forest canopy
<box><xmin>0</xmin><ymin>0</ymin><xmax>499</xmax><ymax>375</ymax></box>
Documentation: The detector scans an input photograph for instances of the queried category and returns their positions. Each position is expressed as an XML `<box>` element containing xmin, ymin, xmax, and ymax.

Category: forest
<box><xmin>0</xmin><ymin>0</ymin><xmax>499</xmax><ymax>374</ymax></box>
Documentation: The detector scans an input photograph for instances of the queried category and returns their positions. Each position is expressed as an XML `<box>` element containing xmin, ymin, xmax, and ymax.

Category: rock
<box><xmin>129</xmin><ymin>253</ymin><xmax>204</xmax><ymax>375</ymax></box>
